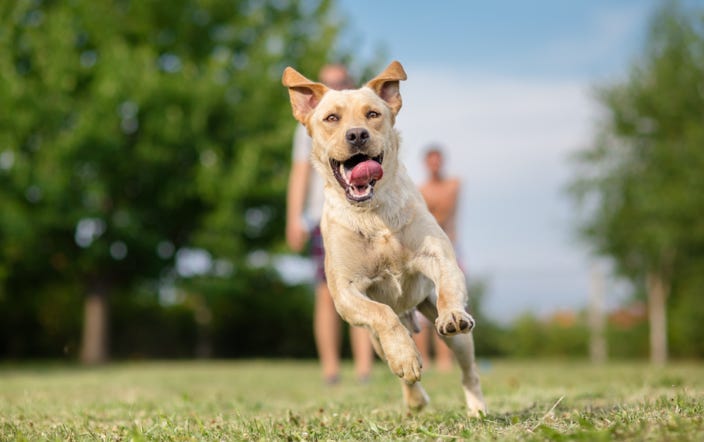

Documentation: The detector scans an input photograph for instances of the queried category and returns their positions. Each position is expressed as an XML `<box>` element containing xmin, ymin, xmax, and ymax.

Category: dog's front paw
<box><xmin>388</xmin><ymin>347</ymin><xmax>422</xmax><ymax>384</ymax></box>
<box><xmin>381</xmin><ymin>332</ymin><xmax>422</xmax><ymax>384</ymax></box>
<box><xmin>436</xmin><ymin>309</ymin><xmax>475</xmax><ymax>336</ymax></box>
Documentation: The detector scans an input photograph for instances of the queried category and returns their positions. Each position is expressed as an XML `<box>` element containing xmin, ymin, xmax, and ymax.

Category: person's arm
<box><xmin>286</xmin><ymin>159</ymin><xmax>310</xmax><ymax>252</ymax></box>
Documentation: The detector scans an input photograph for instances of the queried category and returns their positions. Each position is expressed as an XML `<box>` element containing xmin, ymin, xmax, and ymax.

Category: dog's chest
<box><xmin>353</xmin><ymin>228</ymin><xmax>404</xmax><ymax>269</ymax></box>
<box><xmin>355</xmin><ymin>230</ymin><xmax>429</xmax><ymax>312</ymax></box>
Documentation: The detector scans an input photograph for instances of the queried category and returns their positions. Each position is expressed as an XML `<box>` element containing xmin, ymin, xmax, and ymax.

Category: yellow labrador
<box><xmin>282</xmin><ymin>61</ymin><xmax>485</xmax><ymax>416</ymax></box>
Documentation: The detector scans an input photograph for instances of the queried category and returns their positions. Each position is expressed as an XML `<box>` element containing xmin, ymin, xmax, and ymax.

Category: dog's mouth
<box><xmin>330</xmin><ymin>153</ymin><xmax>384</xmax><ymax>202</ymax></box>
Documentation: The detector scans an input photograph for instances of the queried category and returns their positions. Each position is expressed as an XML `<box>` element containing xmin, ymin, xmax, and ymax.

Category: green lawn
<box><xmin>1</xmin><ymin>359</ymin><xmax>702</xmax><ymax>440</ymax></box>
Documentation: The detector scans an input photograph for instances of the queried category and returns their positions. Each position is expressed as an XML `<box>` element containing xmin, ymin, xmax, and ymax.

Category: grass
<box><xmin>1</xmin><ymin>359</ymin><xmax>702</xmax><ymax>441</ymax></box>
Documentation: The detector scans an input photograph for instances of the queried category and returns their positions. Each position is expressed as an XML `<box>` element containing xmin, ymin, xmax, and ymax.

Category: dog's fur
<box><xmin>282</xmin><ymin>61</ymin><xmax>485</xmax><ymax>416</ymax></box>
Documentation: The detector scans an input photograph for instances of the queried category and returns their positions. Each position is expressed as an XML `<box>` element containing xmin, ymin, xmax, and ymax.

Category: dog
<box><xmin>282</xmin><ymin>61</ymin><xmax>485</xmax><ymax>416</ymax></box>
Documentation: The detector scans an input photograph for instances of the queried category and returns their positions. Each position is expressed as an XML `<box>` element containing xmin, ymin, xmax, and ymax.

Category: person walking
<box><xmin>413</xmin><ymin>146</ymin><xmax>462</xmax><ymax>372</ymax></box>
<box><xmin>286</xmin><ymin>64</ymin><xmax>374</xmax><ymax>384</ymax></box>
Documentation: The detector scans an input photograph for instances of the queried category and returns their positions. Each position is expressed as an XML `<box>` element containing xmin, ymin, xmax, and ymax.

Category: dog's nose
<box><xmin>346</xmin><ymin>128</ymin><xmax>369</xmax><ymax>149</ymax></box>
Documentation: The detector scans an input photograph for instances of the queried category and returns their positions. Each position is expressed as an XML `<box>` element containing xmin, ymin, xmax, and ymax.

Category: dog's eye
<box><xmin>366</xmin><ymin>110</ymin><xmax>380</xmax><ymax>119</ymax></box>
<box><xmin>324</xmin><ymin>114</ymin><xmax>339</xmax><ymax>122</ymax></box>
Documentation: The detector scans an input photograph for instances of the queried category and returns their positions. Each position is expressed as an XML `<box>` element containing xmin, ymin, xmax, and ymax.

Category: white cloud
<box><xmin>538</xmin><ymin>3</ymin><xmax>648</xmax><ymax>77</ymax></box>
<box><xmin>394</xmin><ymin>67</ymin><xmax>601</xmax><ymax>320</ymax></box>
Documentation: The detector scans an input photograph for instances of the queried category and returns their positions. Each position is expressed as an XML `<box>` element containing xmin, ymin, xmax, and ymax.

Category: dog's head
<box><xmin>282</xmin><ymin>61</ymin><xmax>407</xmax><ymax>204</ymax></box>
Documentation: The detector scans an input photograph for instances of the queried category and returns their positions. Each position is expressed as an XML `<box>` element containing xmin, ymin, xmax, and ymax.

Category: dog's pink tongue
<box><xmin>349</xmin><ymin>160</ymin><xmax>383</xmax><ymax>186</ymax></box>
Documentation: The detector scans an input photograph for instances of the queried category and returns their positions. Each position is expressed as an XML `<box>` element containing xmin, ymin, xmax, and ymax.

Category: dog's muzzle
<box><xmin>330</xmin><ymin>153</ymin><xmax>384</xmax><ymax>202</ymax></box>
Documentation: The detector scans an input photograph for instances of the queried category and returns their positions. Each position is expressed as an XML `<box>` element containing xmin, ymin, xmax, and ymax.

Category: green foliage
<box><xmin>1</xmin><ymin>360</ymin><xmax>702</xmax><ymax>440</ymax></box>
<box><xmin>0</xmin><ymin>0</ymin><xmax>348</xmax><ymax>358</ymax></box>
<box><xmin>467</xmin><ymin>278</ymin><xmax>511</xmax><ymax>357</ymax></box>
<box><xmin>0</xmin><ymin>283</ymin><xmax>82</xmax><ymax>358</ymax></box>
<box><xmin>607</xmin><ymin>321</ymin><xmax>650</xmax><ymax>359</ymax></box>
<box><xmin>498</xmin><ymin>313</ymin><xmax>589</xmax><ymax>358</ymax></box>
<box><xmin>571</xmin><ymin>0</ymin><xmax>704</xmax><ymax>278</ymax></box>
<box><xmin>109</xmin><ymin>291</ymin><xmax>199</xmax><ymax>359</ymax></box>
<box><xmin>208</xmin><ymin>268</ymin><xmax>316</xmax><ymax>358</ymax></box>
<box><xmin>569</xmin><ymin>1</ymin><xmax>704</xmax><ymax>355</ymax></box>
<box><xmin>669</xmin><ymin>265</ymin><xmax>704</xmax><ymax>357</ymax></box>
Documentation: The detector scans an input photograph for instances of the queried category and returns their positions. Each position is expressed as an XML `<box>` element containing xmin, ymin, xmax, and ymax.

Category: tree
<box><xmin>0</xmin><ymin>0</ymin><xmax>347</xmax><ymax>362</ymax></box>
<box><xmin>570</xmin><ymin>1</ymin><xmax>704</xmax><ymax>363</ymax></box>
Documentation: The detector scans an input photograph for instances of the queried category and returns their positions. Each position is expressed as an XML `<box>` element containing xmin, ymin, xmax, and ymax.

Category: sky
<box><xmin>322</xmin><ymin>0</ymin><xmax>671</xmax><ymax>322</ymax></box>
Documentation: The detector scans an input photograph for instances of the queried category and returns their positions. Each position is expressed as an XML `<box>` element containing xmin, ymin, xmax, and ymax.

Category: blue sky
<box><xmin>326</xmin><ymin>0</ymin><xmax>673</xmax><ymax>321</ymax></box>
<box><xmin>336</xmin><ymin>0</ymin><xmax>657</xmax><ymax>79</ymax></box>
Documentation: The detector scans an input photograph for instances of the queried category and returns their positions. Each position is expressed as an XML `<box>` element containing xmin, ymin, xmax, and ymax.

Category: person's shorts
<box><xmin>311</xmin><ymin>225</ymin><xmax>326</xmax><ymax>283</ymax></box>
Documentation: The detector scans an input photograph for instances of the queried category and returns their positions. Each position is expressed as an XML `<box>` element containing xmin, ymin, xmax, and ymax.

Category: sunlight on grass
<box><xmin>1</xmin><ymin>360</ymin><xmax>702</xmax><ymax>440</ymax></box>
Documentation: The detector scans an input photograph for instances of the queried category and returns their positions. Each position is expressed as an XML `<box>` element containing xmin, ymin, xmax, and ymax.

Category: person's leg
<box><xmin>314</xmin><ymin>282</ymin><xmax>341</xmax><ymax>383</ymax></box>
<box><xmin>350</xmin><ymin>325</ymin><xmax>373</xmax><ymax>381</ymax></box>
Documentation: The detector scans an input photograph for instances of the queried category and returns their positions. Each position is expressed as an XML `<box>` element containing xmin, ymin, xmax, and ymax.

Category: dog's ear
<box><xmin>282</xmin><ymin>67</ymin><xmax>329</xmax><ymax>124</ymax></box>
<box><xmin>365</xmin><ymin>61</ymin><xmax>407</xmax><ymax>116</ymax></box>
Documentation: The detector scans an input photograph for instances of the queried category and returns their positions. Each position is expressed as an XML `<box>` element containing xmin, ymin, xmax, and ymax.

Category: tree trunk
<box><xmin>646</xmin><ymin>270</ymin><xmax>668</xmax><ymax>365</ymax></box>
<box><xmin>588</xmin><ymin>264</ymin><xmax>607</xmax><ymax>363</ymax></box>
<box><xmin>80</xmin><ymin>288</ymin><xmax>109</xmax><ymax>365</ymax></box>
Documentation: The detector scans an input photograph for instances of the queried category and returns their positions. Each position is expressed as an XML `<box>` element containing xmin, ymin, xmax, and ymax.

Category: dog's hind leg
<box><xmin>444</xmin><ymin>333</ymin><xmax>485</xmax><ymax>416</ymax></box>
<box><xmin>417</xmin><ymin>298</ymin><xmax>486</xmax><ymax>417</ymax></box>
<box><xmin>401</xmin><ymin>380</ymin><xmax>430</xmax><ymax>411</ymax></box>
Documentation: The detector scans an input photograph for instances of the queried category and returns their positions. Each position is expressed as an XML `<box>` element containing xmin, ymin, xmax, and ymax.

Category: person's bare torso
<box><xmin>420</xmin><ymin>178</ymin><xmax>460</xmax><ymax>243</ymax></box>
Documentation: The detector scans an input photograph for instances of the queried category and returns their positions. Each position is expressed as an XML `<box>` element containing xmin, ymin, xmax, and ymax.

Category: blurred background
<box><xmin>0</xmin><ymin>0</ymin><xmax>702</xmax><ymax>364</ymax></box>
